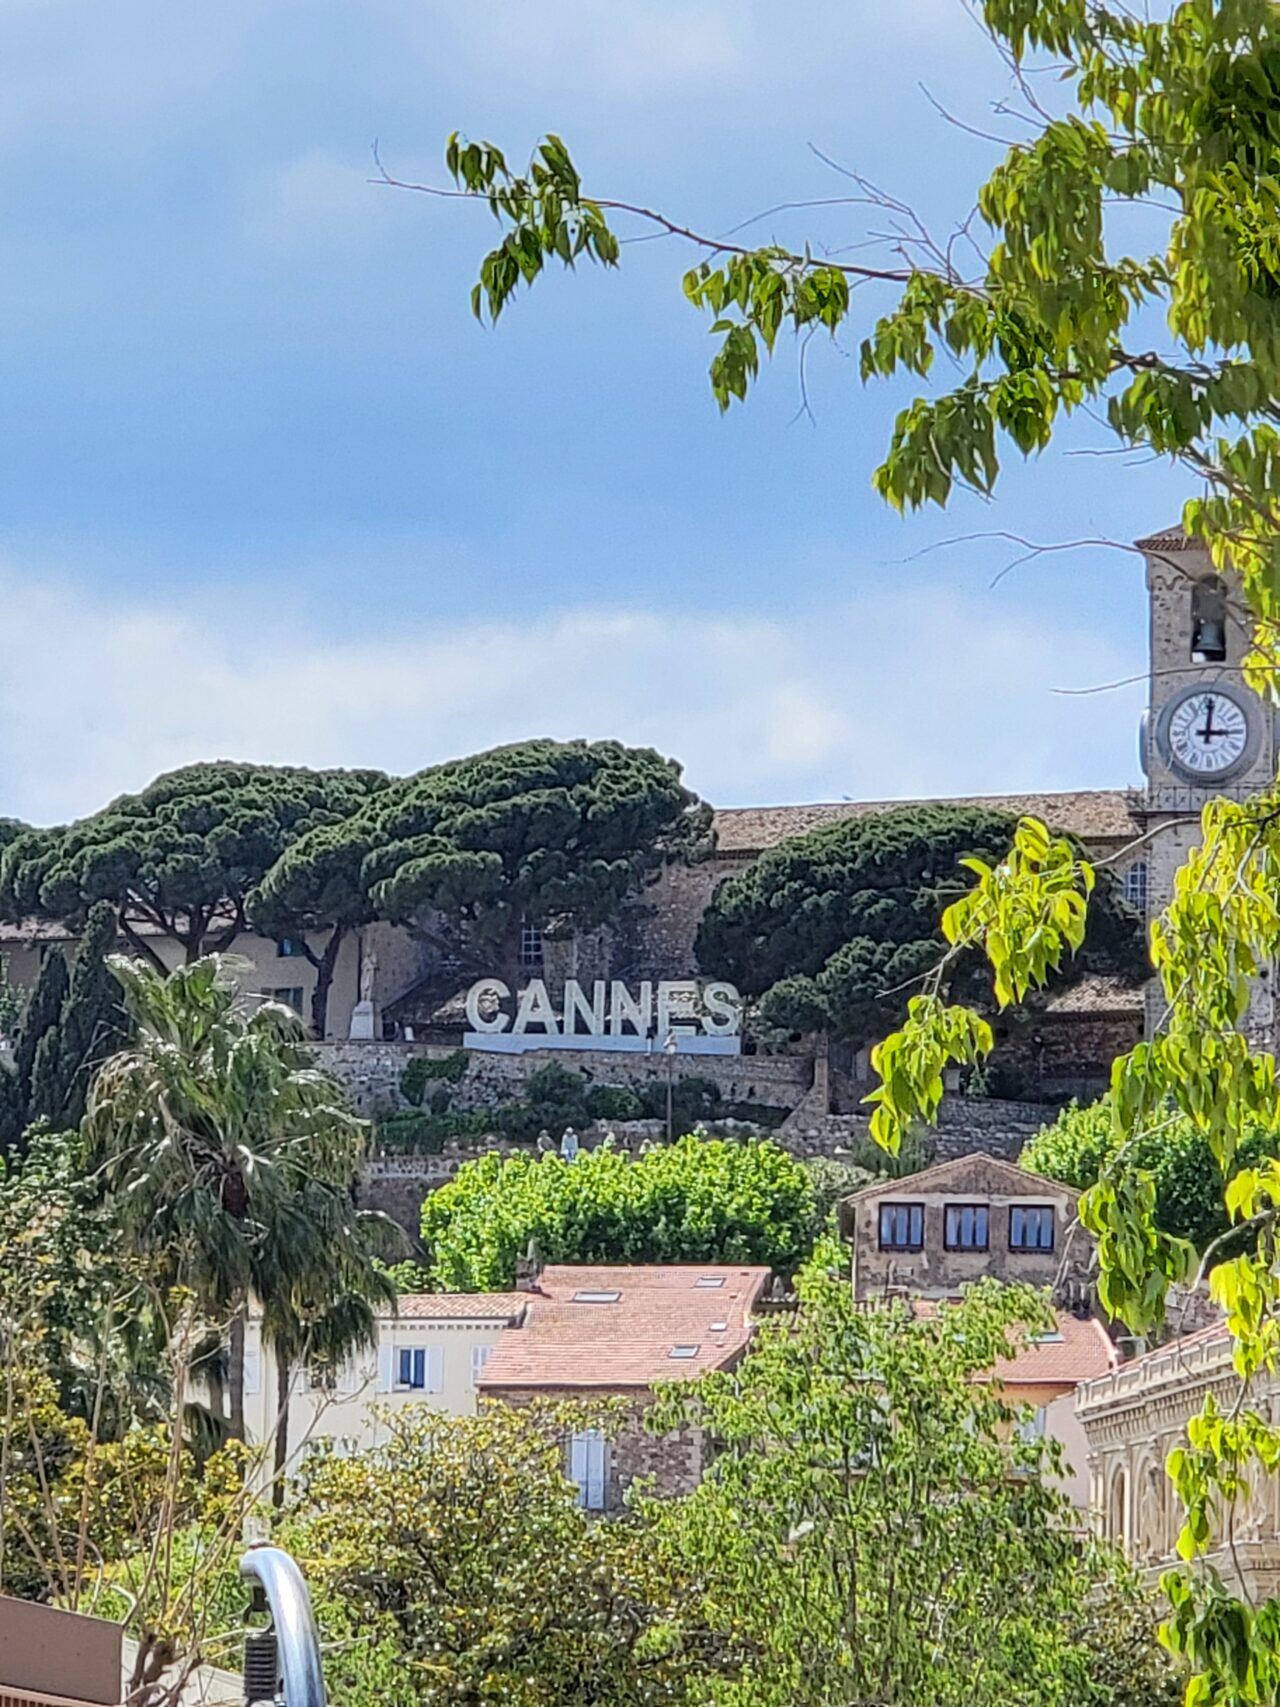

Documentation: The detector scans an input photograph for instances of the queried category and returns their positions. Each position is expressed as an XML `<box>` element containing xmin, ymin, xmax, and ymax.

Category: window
<box><xmin>694</xmin><ymin>1276</ymin><xmax>725</xmax><ymax>1289</ymax></box>
<box><xmin>669</xmin><ymin>1344</ymin><xmax>701</xmax><ymax>1359</ymax></box>
<box><xmin>471</xmin><ymin>1344</ymin><xmax>492</xmax><ymax>1381</ymax></box>
<box><xmin>1031</xmin><ymin>1330</ymin><xmax>1064</xmax><ymax>1345</ymax></box>
<box><xmin>1123</xmin><ymin>861</ymin><xmax>1148</xmax><ymax>912</ymax></box>
<box><xmin>944</xmin><ymin>1203</ymin><xmax>989</xmax><ymax>1251</ymax></box>
<box><xmin>308</xmin><ymin>1362</ymin><xmax>337</xmax><ymax>1392</ymax></box>
<box><xmin>1190</xmin><ymin>575</ymin><xmax>1228</xmax><ymax>663</ymax></box>
<box><xmin>709</xmin><ymin>1320</ymin><xmax>728</xmax><ymax>1333</ymax></box>
<box><xmin>1010</xmin><ymin>1205</ymin><xmax>1055</xmax><ymax>1253</ymax></box>
<box><xmin>878</xmin><ymin>1202</ymin><xmax>924</xmax><ymax>1251</ymax></box>
<box><xmin>265</xmin><ymin>986</ymin><xmax>305</xmax><ymax>1016</ymax></box>
<box><xmin>572</xmin><ymin>1289</ymin><xmax>621</xmax><ymax>1304</ymax></box>
<box><xmin>519</xmin><ymin>918</ymin><xmax>544</xmax><ymax>972</ymax></box>
<box><xmin>277</xmin><ymin>937</ymin><xmax>305</xmax><ymax>958</ymax></box>
<box><xmin>1016</xmin><ymin>1405</ymin><xmax>1048</xmax><ymax>1445</ymax></box>
<box><xmin>395</xmin><ymin>1346</ymin><xmax>443</xmax><ymax>1392</ymax></box>
<box><xmin>569</xmin><ymin>1428</ymin><xmax>609</xmax><ymax>1511</ymax></box>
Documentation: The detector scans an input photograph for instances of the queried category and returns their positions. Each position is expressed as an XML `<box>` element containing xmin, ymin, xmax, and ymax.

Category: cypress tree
<box><xmin>0</xmin><ymin>946</ymin><xmax>69</xmax><ymax>1157</ymax></box>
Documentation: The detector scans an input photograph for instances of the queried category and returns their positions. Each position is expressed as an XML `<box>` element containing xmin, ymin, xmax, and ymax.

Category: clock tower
<box><xmin>1139</xmin><ymin>523</ymin><xmax>1279</xmax><ymax>1037</ymax></box>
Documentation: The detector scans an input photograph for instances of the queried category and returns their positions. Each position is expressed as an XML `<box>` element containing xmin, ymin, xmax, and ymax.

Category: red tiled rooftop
<box><xmin>477</xmin><ymin>1263</ymin><xmax>770</xmax><ymax>1390</ymax></box>
<box><xmin>397</xmin><ymin>1292</ymin><xmax>527</xmax><ymax>1322</ymax></box>
<box><xmin>994</xmin><ymin>1311</ymin><xmax>1117</xmax><ymax>1387</ymax></box>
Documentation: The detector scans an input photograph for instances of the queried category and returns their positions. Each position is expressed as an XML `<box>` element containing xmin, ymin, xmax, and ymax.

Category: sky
<box><xmin>0</xmin><ymin>0</ymin><xmax>1187</xmax><ymax>825</ymax></box>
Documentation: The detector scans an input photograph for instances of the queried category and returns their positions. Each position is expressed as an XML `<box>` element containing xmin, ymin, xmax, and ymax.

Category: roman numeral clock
<box><xmin>1156</xmin><ymin>685</ymin><xmax>1256</xmax><ymax>780</ymax></box>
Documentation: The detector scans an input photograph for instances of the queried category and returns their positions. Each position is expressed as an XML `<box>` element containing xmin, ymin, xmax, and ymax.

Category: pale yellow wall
<box><xmin>0</xmin><ymin>924</ymin><xmax>369</xmax><ymax>1040</ymax></box>
<box><xmin>242</xmin><ymin>1312</ymin><xmax>513</xmax><ymax>1470</ymax></box>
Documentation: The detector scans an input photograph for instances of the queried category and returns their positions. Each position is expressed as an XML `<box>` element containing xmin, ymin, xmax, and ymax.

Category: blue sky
<box><xmin>0</xmin><ymin>0</ymin><xmax>1185</xmax><ymax>823</ymax></box>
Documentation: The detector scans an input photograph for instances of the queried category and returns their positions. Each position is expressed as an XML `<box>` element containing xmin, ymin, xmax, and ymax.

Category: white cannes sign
<box><xmin>463</xmin><ymin>977</ymin><xmax>743</xmax><ymax>1055</ymax></box>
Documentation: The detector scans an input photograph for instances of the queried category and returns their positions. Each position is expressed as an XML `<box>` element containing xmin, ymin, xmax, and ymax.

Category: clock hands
<box><xmin>1195</xmin><ymin>696</ymin><xmax>1237</xmax><ymax>745</ymax></box>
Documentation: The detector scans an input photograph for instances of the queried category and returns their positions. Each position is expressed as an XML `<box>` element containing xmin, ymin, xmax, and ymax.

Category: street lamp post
<box><xmin>663</xmin><ymin>1029</ymin><xmax>678</xmax><ymax>1145</ymax></box>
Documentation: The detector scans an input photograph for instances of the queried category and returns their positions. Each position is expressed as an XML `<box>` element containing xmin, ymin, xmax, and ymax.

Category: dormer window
<box><xmin>1191</xmin><ymin>576</ymin><xmax>1228</xmax><ymax>663</ymax></box>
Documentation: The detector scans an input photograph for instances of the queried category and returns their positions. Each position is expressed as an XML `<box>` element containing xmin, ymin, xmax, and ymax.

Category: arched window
<box><xmin>1109</xmin><ymin>1465</ymin><xmax>1131</xmax><ymax>1548</ymax></box>
<box><xmin>1191</xmin><ymin>575</ymin><xmax>1228</xmax><ymax>663</ymax></box>
<box><xmin>1124</xmin><ymin>861</ymin><xmax>1148</xmax><ymax>912</ymax></box>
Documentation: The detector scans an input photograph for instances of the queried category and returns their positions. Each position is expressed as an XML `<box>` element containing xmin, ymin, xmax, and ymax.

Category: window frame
<box><xmin>395</xmin><ymin>1345</ymin><xmax>443</xmax><ymax>1393</ymax></box>
<box><xmin>569</xmin><ymin>1427</ymin><xmax>609</xmax><ymax>1511</ymax></box>
<box><xmin>943</xmin><ymin>1202</ymin><xmax>990</xmax><ymax>1253</ymax></box>
<box><xmin>1009</xmin><ymin>1203</ymin><xmax>1055</xmax><ymax>1254</ymax></box>
<box><xmin>877</xmin><ymin>1201</ymin><xmax>924</xmax><ymax>1252</ymax></box>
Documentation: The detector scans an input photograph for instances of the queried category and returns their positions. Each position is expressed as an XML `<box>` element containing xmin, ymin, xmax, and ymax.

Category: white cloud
<box><xmin>0</xmin><ymin>561</ymin><xmax>1143</xmax><ymax>826</ymax></box>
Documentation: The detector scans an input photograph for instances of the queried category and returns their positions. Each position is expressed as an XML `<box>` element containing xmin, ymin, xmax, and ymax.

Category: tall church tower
<box><xmin>1138</xmin><ymin>523</ymin><xmax>1278</xmax><ymax>1036</ymax></box>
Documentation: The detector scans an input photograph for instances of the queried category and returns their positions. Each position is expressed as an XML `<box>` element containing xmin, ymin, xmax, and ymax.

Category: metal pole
<box><xmin>240</xmin><ymin>1545</ymin><xmax>327</xmax><ymax>1707</ymax></box>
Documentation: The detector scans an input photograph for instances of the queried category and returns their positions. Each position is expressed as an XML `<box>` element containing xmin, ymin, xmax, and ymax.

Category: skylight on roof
<box><xmin>694</xmin><ymin>1276</ymin><xmax>725</xmax><ymax>1288</ymax></box>
<box><xmin>669</xmin><ymin>1344</ymin><xmax>701</xmax><ymax>1359</ymax></box>
<box><xmin>572</xmin><ymin>1290</ymin><xmax>621</xmax><ymax>1304</ymax></box>
<box><xmin>1032</xmin><ymin>1331</ymin><xmax>1065</xmax><ymax>1344</ymax></box>
<box><xmin>709</xmin><ymin>1321</ymin><xmax>728</xmax><ymax>1333</ymax></box>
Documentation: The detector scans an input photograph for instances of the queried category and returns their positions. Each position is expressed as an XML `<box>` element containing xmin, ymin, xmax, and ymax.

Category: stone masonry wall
<box><xmin>486</xmin><ymin>1388</ymin><xmax>706</xmax><ymax>1508</ymax></box>
<box><xmin>316</xmin><ymin>1040</ymin><xmax>815</xmax><ymax>1117</ymax></box>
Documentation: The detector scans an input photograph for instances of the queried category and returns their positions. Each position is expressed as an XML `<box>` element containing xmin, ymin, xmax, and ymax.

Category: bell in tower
<box><xmin>1190</xmin><ymin>575</ymin><xmax>1228</xmax><ymax>663</ymax></box>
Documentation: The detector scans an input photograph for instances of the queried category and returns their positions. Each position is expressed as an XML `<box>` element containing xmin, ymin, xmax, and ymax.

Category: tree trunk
<box><xmin>309</xmin><ymin>926</ymin><xmax>346</xmax><ymax>1038</ymax></box>
<box><xmin>118</xmin><ymin>916</ymin><xmax>170</xmax><ymax>975</ymax></box>
<box><xmin>272</xmin><ymin>1344</ymin><xmax>292</xmax><ymax>1509</ymax></box>
<box><xmin>227</xmin><ymin>1308</ymin><xmax>247</xmax><ymax>1442</ymax></box>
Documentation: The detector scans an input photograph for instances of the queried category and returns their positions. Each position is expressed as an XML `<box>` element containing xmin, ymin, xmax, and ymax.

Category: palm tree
<box><xmin>255</xmin><ymin>1180</ymin><xmax>396</xmax><ymax>1504</ymax></box>
<box><xmin>85</xmin><ymin>954</ymin><xmax>387</xmax><ymax>1443</ymax></box>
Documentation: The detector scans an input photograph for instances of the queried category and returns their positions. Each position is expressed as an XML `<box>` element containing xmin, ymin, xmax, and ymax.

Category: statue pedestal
<box><xmin>349</xmin><ymin>1000</ymin><xmax>378</xmax><ymax>1041</ymax></box>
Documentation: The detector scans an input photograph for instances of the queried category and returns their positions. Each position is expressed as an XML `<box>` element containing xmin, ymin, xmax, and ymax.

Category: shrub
<box><xmin>400</xmin><ymin>1051</ymin><xmax>470</xmax><ymax>1107</ymax></box>
<box><xmin>419</xmin><ymin>1135</ymin><xmax>816</xmax><ymax>1290</ymax></box>
<box><xmin>494</xmin><ymin>1063</ymin><xmax>591</xmax><ymax>1143</ymax></box>
<box><xmin>376</xmin><ymin>1109</ymin><xmax>490</xmax><ymax>1154</ymax></box>
<box><xmin>638</xmin><ymin>1073</ymin><xmax>722</xmax><ymax>1131</ymax></box>
<box><xmin>1022</xmin><ymin>1097</ymin><xmax>1280</xmax><ymax>1257</ymax></box>
<box><xmin>584</xmin><ymin>1084</ymin><xmax>645</xmax><ymax>1122</ymax></box>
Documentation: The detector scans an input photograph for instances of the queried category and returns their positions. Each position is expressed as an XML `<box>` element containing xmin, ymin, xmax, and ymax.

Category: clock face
<box><xmin>1166</xmin><ymin>689</ymin><xmax>1251</xmax><ymax>777</ymax></box>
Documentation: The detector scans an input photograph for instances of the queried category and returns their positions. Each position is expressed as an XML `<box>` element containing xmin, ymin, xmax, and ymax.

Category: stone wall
<box><xmin>488</xmin><ymin>1388</ymin><xmax>706</xmax><ymax>1508</ymax></box>
<box><xmin>316</xmin><ymin>1039</ymin><xmax>815</xmax><ymax>1117</ymax></box>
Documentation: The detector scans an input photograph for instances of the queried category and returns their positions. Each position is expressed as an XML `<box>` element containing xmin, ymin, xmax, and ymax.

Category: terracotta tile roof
<box><xmin>711</xmin><ymin>790</ymin><xmax>1141</xmax><ymax>856</ymax></box>
<box><xmin>1134</xmin><ymin>525</ymin><xmax>1194</xmax><ymax>553</ymax></box>
<box><xmin>397</xmin><ymin>1292</ymin><xmax>527</xmax><ymax>1322</ymax></box>
<box><xmin>477</xmin><ymin>1263</ymin><xmax>770</xmax><ymax>1390</ymax></box>
<box><xmin>993</xmin><ymin>1311</ymin><xmax>1117</xmax><ymax>1387</ymax></box>
<box><xmin>1036</xmin><ymin>973</ymin><xmax>1146</xmax><ymax>1017</ymax></box>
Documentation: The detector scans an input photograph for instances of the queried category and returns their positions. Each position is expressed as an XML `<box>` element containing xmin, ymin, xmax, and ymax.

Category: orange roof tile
<box><xmin>994</xmin><ymin>1311</ymin><xmax>1117</xmax><ymax>1387</ymax></box>
<box><xmin>710</xmin><ymin>790</ymin><xmax>1140</xmax><ymax>856</ymax></box>
<box><xmin>477</xmin><ymin>1264</ymin><xmax>770</xmax><ymax>1390</ymax></box>
<box><xmin>397</xmin><ymin>1292</ymin><xmax>527</xmax><ymax>1322</ymax></box>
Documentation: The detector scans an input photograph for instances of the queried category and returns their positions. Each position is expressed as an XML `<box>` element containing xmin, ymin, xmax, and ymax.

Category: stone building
<box><xmin>840</xmin><ymin>1152</ymin><xmax>1093</xmax><ymax>1305</ymax></box>
<box><xmin>1076</xmin><ymin>1324</ymin><xmax>1280</xmax><ymax>1596</ymax></box>
<box><xmin>478</xmin><ymin>1261</ymin><xmax>769</xmax><ymax>1509</ymax></box>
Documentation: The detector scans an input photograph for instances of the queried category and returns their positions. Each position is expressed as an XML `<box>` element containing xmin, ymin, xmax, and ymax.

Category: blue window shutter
<box><xmin>412</xmin><ymin>1348</ymin><xmax>426</xmax><ymax>1390</ymax></box>
<box><xmin>398</xmin><ymin>1348</ymin><xmax>411</xmax><ymax>1387</ymax></box>
<box><xmin>587</xmin><ymin>1433</ymin><xmax>607</xmax><ymax>1509</ymax></box>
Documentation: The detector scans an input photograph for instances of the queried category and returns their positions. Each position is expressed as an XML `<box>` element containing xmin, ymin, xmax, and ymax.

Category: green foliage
<box><xmin>419</xmin><ymin>1135</ymin><xmax>814</xmax><ymax>1290</ymax></box>
<box><xmin>494</xmin><ymin>1060</ymin><xmax>591</xmax><ymax>1141</ymax></box>
<box><xmin>347</xmin><ymin>739</ymin><xmax>710</xmax><ymax>979</ymax></box>
<box><xmin>1023</xmin><ymin>1097</ymin><xmax>1280</xmax><ymax>1258</ymax></box>
<box><xmin>584</xmin><ymin>1082</ymin><xmax>645</xmax><ymax>1121</ymax></box>
<box><xmin>85</xmin><ymin>953</ymin><xmax>390</xmax><ymax>1445</ymax></box>
<box><xmin>0</xmin><ymin>763</ymin><xmax>387</xmax><ymax>1000</ymax></box>
<box><xmin>374</xmin><ymin>1108</ymin><xmax>490</xmax><ymax>1154</ymax></box>
<box><xmin>398</xmin><ymin>1050</ymin><xmax>470</xmax><ymax>1106</ymax></box>
<box><xmin>641</xmin><ymin>1258</ymin><xmax>1176</xmax><ymax>1707</ymax></box>
<box><xmin>697</xmin><ymin>805</ymin><xmax>1142</xmax><ymax>1050</ymax></box>
<box><xmin>285</xmin><ymin>1401</ymin><xmax>738</xmax><ymax>1707</ymax></box>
